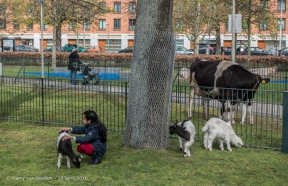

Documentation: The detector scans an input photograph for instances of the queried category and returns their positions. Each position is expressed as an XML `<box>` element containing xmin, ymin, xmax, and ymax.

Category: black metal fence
<box><xmin>0</xmin><ymin>58</ymin><xmax>287</xmax><ymax>150</ymax></box>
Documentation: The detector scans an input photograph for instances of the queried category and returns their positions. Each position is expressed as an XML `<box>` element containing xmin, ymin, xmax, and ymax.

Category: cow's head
<box><xmin>258</xmin><ymin>75</ymin><xmax>270</xmax><ymax>85</ymax></box>
<box><xmin>169</xmin><ymin>120</ymin><xmax>179</xmax><ymax>135</ymax></box>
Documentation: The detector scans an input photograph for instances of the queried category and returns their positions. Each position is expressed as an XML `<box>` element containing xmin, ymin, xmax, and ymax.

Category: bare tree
<box><xmin>5</xmin><ymin>0</ymin><xmax>107</xmax><ymax>67</ymax></box>
<box><xmin>173</xmin><ymin>0</ymin><xmax>217</xmax><ymax>54</ymax></box>
<box><xmin>123</xmin><ymin>0</ymin><xmax>175</xmax><ymax>149</ymax></box>
<box><xmin>237</xmin><ymin>0</ymin><xmax>277</xmax><ymax>63</ymax></box>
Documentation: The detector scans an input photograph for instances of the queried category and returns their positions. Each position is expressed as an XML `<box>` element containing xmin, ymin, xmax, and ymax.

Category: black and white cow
<box><xmin>188</xmin><ymin>59</ymin><xmax>270</xmax><ymax>124</ymax></box>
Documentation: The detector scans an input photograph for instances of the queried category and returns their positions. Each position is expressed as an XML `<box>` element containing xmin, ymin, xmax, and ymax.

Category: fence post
<box><xmin>282</xmin><ymin>91</ymin><xmax>288</xmax><ymax>153</ymax></box>
<box><xmin>0</xmin><ymin>63</ymin><xmax>3</xmax><ymax>76</ymax></box>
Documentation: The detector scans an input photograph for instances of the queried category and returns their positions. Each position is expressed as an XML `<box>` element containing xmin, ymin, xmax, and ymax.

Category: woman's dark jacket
<box><xmin>68</xmin><ymin>51</ymin><xmax>82</xmax><ymax>71</ymax></box>
<box><xmin>71</xmin><ymin>123</ymin><xmax>106</xmax><ymax>158</ymax></box>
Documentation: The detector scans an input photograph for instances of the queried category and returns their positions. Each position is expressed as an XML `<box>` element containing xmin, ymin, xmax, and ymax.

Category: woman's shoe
<box><xmin>88</xmin><ymin>151</ymin><xmax>101</xmax><ymax>165</ymax></box>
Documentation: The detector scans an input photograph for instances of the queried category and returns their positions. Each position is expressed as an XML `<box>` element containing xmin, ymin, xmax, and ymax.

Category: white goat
<box><xmin>202</xmin><ymin>118</ymin><xmax>243</xmax><ymax>151</ymax></box>
<box><xmin>169</xmin><ymin>120</ymin><xmax>196</xmax><ymax>158</ymax></box>
<box><xmin>179</xmin><ymin>67</ymin><xmax>190</xmax><ymax>79</ymax></box>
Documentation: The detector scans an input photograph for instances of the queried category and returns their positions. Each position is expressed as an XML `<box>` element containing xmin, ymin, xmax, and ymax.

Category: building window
<box><xmin>242</xmin><ymin>22</ymin><xmax>248</xmax><ymax>31</ymax></box>
<box><xmin>27</xmin><ymin>9</ymin><xmax>32</xmax><ymax>14</ymax></box>
<box><xmin>0</xmin><ymin>17</ymin><xmax>6</xmax><ymax>29</ymax></box>
<box><xmin>99</xmin><ymin>2</ymin><xmax>106</xmax><ymax>13</ymax></box>
<box><xmin>225</xmin><ymin>21</ymin><xmax>228</xmax><ymax>31</ymax></box>
<box><xmin>84</xmin><ymin>22</ymin><xmax>90</xmax><ymax>30</ymax></box>
<box><xmin>259</xmin><ymin>21</ymin><xmax>267</xmax><ymax>31</ymax></box>
<box><xmin>278</xmin><ymin>0</ymin><xmax>286</xmax><ymax>11</ymax></box>
<box><xmin>99</xmin><ymin>19</ymin><xmax>106</xmax><ymax>30</ymax></box>
<box><xmin>68</xmin><ymin>24</ymin><xmax>73</xmax><ymax>30</ymax></box>
<box><xmin>13</xmin><ymin>22</ymin><xmax>19</xmax><ymax>30</ymax></box>
<box><xmin>27</xmin><ymin>23</ymin><xmax>33</xmax><ymax>30</ymax></box>
<box><xmin>174</xmin><ymin>18</ymin><xmax>183</xmax><ymax>30</ymax></box>
<box><xmin>114</xmin><ymin>2</ymin><xmax>121</xmax><ymax>13</ymax></box>
<box><xmin>278</xmin><ymin>18</ymin><xmax>286</xmax><ymax>30</ymax></box>
<box><xmin>0</xmin><ymin>8</ymin><xmax>6</xmax><ymax>29</ymax></box>
<box><xmin>129</xmin><ymin>2</ymin><xmax>136</xmax><ymax>13</ymax></box>
<box><xmin>260</xmin><ymin>0</ymin><xmax>268</xmax><ymax>8</ymax></box>
<box><xmin>114</xmin><ymin>19</ymin><xmax>121</xmax><ymax>30</ymax></box>
<box><xmin>41</xmin><ymin>23</ymin><xmax>47</xmax><ymax>30</ymax></box>
<box><xmin>106</xmin><ymin>39</ymin><xmax>121</xmax><ymax>53</ymax></box>
<box><xmin>129</xmin><ymin>19</ymin><xmax>136</xmax><ymax>30</ymax></box>
<box><xmin>21</xmin><ymin>39</ymin><xmax>34</xmax><ymax>46</ymax></box>
<box><xmin>47</xmin><ymin>39</ymin><xmax>53</xmax><ymax>48</ymax></box>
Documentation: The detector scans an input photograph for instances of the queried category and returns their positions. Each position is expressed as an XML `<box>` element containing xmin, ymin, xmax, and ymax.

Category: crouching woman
<box><xmin>60</xmin><ymin>110</ymin><xmax>107</xmax><ymax>165</ymax></box>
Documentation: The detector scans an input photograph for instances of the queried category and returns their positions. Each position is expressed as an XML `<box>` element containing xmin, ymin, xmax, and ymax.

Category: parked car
<box><xmin>43</xmin><ymin>47</ymin><xmax>64</xmax><ymax>52</ymax></box>
<box><xmin>198</xmin><ymin>44</ymin><xmax>214</xmax><ymax>54</ymax></box>
<box><xmin>240</xmin><ymin>47</ymin><xmax>273</xmax><ymax>56</ymax></box>
<box><xmin>118</xmin><ymin>46</ymin><xmax>133</xmax><ymax>53</ymax></box>
<box><xmin>175</xmin><ymin>46</ymin><xmax>194</xmax><ymax>55</ymax></box>
<box><xmin>268</xmin><ymin>47</ymin><xmax>280</xmax><ymax>56</ymax></box>
<box><xmin>87</xmin><ymin>46</ymin><xmax>101</xmax><ymax>53</ymax></box>
<box><xmin>279</xmin><ymin>47</ymin><xmax>288</xmax><ymax>56</ymax></box>
<box><xmin>219</xmin><ymin>47</ymin><xmax>232</xmax><ymax>55</ymax></box>
<box><xmin>214</xmin><ymin>47</ymin><xmax>245</xmax><ymax>55</ymax></box>
<box><xmin>63</xmin><ymin>44</ymin><xmax>87</xmax><ymax>52</ymax></box>
<box><xmin>15</xmin><ymin>44</ymin><xmax>39</xmax><ymax>52</ymax></box>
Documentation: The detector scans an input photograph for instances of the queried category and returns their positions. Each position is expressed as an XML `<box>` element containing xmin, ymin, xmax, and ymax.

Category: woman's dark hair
<box><xmin>83</xmin><ymin>110</ymin><xmax>107</xmax><ymax>143</ymax></box>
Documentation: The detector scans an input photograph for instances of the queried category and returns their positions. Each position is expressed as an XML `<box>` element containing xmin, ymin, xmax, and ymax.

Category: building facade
<box><xmin>1</xmin><ymin>0</ymin><xmax>288</xmax><ymax>52</ymax></box>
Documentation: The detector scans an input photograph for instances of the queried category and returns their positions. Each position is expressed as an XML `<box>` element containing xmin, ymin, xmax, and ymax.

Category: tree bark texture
<box><xmin>123</xmin><ymin>0</ymin><xmax>175</xmax><ymax>149</ymax></box>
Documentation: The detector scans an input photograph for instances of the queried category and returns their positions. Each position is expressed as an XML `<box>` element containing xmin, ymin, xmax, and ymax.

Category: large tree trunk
<box><xmin>123</xmin><ymin>0</ymin><xmax>175</xmax><ymax>149</ymax></box>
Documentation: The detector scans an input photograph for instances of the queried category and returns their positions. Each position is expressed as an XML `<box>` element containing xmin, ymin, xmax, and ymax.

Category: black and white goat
<box><xmin>169</xmin><ymin>120</ymin><xmax>195</xmax><ymax>158</ymax></box>
<box><xmin>57</xmin><ymin>131</ymin><xmax>82</xmax><ymax>169</ymax></box>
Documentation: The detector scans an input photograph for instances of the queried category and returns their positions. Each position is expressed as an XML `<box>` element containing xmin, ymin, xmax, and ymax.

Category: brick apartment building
<box><xmin>1</xmin><ymin>0</ymin><xmax>288</xmax><ymax>52</ymax></box>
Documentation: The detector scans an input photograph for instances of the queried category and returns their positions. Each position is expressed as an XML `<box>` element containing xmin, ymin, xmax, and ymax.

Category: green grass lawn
<box><xmin>0</xmin><ymin>121</ymin><xmax>287</xmax><ymax>186</ymax></box>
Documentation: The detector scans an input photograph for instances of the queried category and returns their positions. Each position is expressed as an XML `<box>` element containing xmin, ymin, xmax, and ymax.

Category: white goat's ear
<box><xmin>78</xmin><ymin>158</ymin><xmax>82</xmax><ymax>162</ymax></box>
<box><xmin>80</xmin><ymin>155</ymin><xmax>84</xmax><ymax>158</ymax></box>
